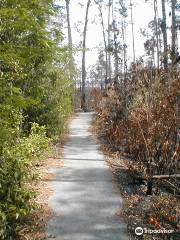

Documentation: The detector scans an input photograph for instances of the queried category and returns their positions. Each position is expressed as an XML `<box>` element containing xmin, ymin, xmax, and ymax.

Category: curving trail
<box><xmin>47</xmin><ymin>112</ymin><xmax>127</xmax><ymax>240</ymax></box>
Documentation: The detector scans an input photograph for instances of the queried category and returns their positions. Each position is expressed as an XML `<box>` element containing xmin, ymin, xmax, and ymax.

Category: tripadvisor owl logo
<box><xmin>135</xmin><ymin>227</ymin><xmax>144</xmax><ymax>236</ymax></box>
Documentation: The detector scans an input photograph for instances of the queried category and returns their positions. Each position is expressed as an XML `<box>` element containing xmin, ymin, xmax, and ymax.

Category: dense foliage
<box><xmin>0</xmin><ymin>0</ymin><xmax>73</xmax><ymax>238</ymax></box>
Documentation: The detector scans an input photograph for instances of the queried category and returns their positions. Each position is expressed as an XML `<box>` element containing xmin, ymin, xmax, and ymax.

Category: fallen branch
<box><xmin>135</xmin><ymin>174</ymin><xmax>180</xmax><ymax>180</ymax></box>
<box><xmin>162</xmin><ymin>179</ymin><xmax>180</xmax><ymax>194</ymax></box>
<box><xmin>152</xmin><ymin>174</ymin><xmax>180</xmax><ymax>179</ymax></box>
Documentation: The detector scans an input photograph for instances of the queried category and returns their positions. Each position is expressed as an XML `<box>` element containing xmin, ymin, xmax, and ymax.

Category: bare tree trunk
<box><xmin>122</xmin><ymin>20</ymin><xmax>127</xmax><ymax>84</ymax></box>
<box><xmin>94</xmin><ymin>0</ymin><xmax>108</xmax><ymax>86</ymax></box>
<box><xmin>65</xmin><ymin>0</ymin><xmax>73</xmax><ymax>74</ymax></box>
<box><xmin>112</xmin><ymin>0</ymin><xmax>118</xmax><ymax>81</ymax></box>
<box><xmin>161</xmin><ymin>0</ymin><xmax>168</xmax><ymax>70</ymax></box>
<box><xmin>81</xmin><ymin>0</ymin><xmax>91</xmax><ymax>111</ymax></box>
<box><xmin>154</xmin><ymin>0</ymin><xmax>160</xmax><ymax>69</ymax></box>
<box><xmin>130</xmin><ymin>0</ymin><xmax>136</xmax><ymax>63</ymax></box>
<box><xmin>171</xmin><ymin>0</ymin><xmax>177</xmax><ymax>66</ymax></box>
<box><xmin>114</xmin><ymin>28</ymin><xmax>119</xmax><ymax>80</ymax></box>
<box><xmin>65</xmin><ymin>0</ymin><xmax>74</xmax><ymax>104</ymax></box>
<box><xmin>108</xmin><ymin>0</ymin><xmax>112</xmax><ymax>81</ymax></box>
<box><xmin>152</xmin><ymin>35</ymin><xmax>155</xmax><ymax>67</ymax></box>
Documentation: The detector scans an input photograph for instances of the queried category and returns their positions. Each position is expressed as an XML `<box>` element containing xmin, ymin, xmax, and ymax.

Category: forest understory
<box><xmin>96</xmin><ymin>135</ymin><xmax>180</xmax><ymax>240</ymax></box>
<box><xmin>18</xmin><ymin>141</ymin><xmax>67</xmax><ymax>240</ymax></box>
<box><xmin>92</xmin><ymin>71</ymin><xmax>180</xmax><ymax>239</ymax></box>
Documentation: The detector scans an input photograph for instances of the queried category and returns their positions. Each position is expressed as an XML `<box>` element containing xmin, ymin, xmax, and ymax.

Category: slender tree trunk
<box><xmin>81</xmin><ymin>0</ymin><xmax>91</xmax><ymax>111</ymax></box>
<box><xmin>65</xmin><ymin>0</ymin><xmax>73</xmax><ymax>75</ymax></box>
<box><xmin>130</xmin><ymin>0</ymin><xmax>136</xmax><ymax>63</ymax></box>
<box><xmin>171</xmin><ymin>0</ymin><xmax>177</xmax><ymax>66</ymax></box>
<box><xmin>154</xmin><ymin>0</ymin><xmax>160</xmax><ymax>69</ymax></box>
<box><xmin>114</xmin><ymin>29</ymin><xmax>119</xmax><ymax>80</ymax></box>
<box><xmin>161</xmin><ymin>0</ymin><xmax>168</xmax><ymax>70</ymax></box>
<box><xmin>108</xmin><ymin>0</ymin><xmax>112</xmax><ymax>81</ymax></box>
<box><xmin>94</xmin><ymin>1</ymin><xmax>108</xmax><ymax>86</ymax></box>
<box><xmin>65</xmin><ymin>0</ymin><xmax>74</xmax><ymax>103</ymax></box>
<box><xmin>112</xmin><ymin>0</ymin><xmax>118</xmax><ymax>81</ymax></box>
<box><xmin>122</xmin><ymin>21</ymin><xmax>127</xmax><ymax>84</ymax></box>
<box><xmin>152</xmin><ymin>35</ymin><xmax>155</xmax><ymax>67</ymax></box>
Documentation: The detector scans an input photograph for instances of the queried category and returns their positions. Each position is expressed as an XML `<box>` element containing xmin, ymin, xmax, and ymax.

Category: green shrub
<box><xmin>0</xmin><ymin>1</ymin><xmax>74</xmax><ymax>238</ymax></box>
<box><xmin>0</xmin><ymin>123</ymin><xmax>50</xmax><ymax>239</ymax></box>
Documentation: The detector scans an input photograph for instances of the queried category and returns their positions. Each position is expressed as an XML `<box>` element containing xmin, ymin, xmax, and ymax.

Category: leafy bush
<box><xmin>0</xmin><ymin>0</ymin><xmax>73</xmax><ymax>238</ymax></box>
<box><xmin>0</xmin><ymin>123</ymin><xmax>50</xmax><ymax>239</ymax></box>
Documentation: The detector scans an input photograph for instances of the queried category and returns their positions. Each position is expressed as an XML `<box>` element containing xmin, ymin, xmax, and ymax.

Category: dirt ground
<box><xmin>100</xmin><ymin>143</ymin><xmax>180</xmax><ymax>240</ymax></box>
<box><xmin>18</xmin><ymin>131</ymin><xmax>70</xmax><ymax>240</ymax></box>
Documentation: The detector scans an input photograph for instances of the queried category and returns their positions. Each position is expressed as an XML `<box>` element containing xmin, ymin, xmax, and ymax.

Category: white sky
<box><xmin>59</xmin><ymin>0</ymin><xmax>179</xmax><ymax>68</ymax></box>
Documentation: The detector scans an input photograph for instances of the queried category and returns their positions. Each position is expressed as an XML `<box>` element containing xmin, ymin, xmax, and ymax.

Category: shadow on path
<box><xmin>47</xmin><ymin>112</ymin><xmax>128</xmax><ymax>240</ymax></box>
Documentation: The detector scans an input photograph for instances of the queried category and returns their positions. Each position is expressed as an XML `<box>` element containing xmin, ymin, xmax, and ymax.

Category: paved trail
<box><xmin>47</xmin><ymin>112</ymin><xmax>127</xmax><ymax>240</ymax></box>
